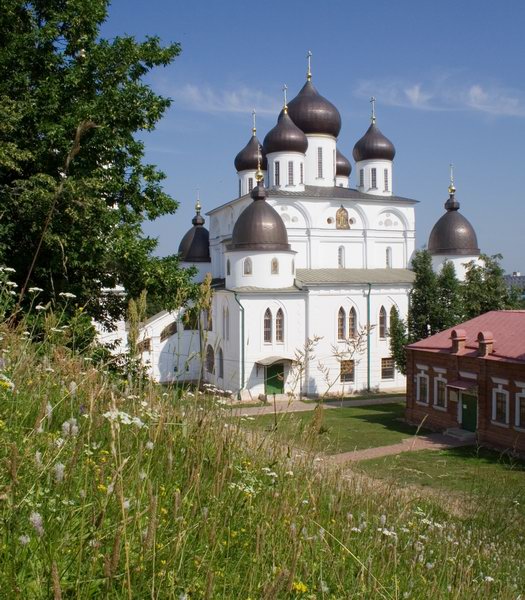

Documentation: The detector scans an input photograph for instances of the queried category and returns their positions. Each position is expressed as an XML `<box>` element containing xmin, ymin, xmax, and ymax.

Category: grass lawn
<box><xmin>301</xmin><ymin>391</ymin><xmax>406</xmax><ymax>404</ymax></box>
<box><xmin>356</xmin><ymin>446</ymin><xmax>525</xmax><ymax>511</ymax></box>
<box><xmin>241</xmin><ymin>402</ymin><xmax>425</xmax><ymax>454</ymax></box>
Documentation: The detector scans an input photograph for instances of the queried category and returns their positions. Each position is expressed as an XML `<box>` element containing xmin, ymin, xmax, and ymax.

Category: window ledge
<box><xmin>382</xmin><ymin>377</ymin><xmax>395</xmax><ymax>381</ymax></box>
<box><xmin>433</xmin><ymin>405</ymin><xmax>447</xmax><ymax>412</ymax></box>
<box><xmin>491</xmin><ymin>420</ymin><xmax>509</xmax><ymax>429</ymax></box>
<box><xmin>514</xmin><ymin>426</ymin><xmax>525</xmax><ymax>433</ymax></box>
<box><xmin>416</xmin><ymin>400</ymin><xmax>429</xmax><ymax>406</ymax></box>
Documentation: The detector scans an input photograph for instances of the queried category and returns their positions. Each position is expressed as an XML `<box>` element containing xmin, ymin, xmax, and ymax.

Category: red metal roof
<box><xmin>407</xmin><ymin>311</ymin><xmax>525</xmax><ymax>363</ymax></box>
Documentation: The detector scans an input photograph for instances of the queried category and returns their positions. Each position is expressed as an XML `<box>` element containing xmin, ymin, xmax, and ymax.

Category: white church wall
<box><xmin>266</xmin><ymin>151</ymin><xmax>305</xmax><ymax>192</ymax></box>
<box><xmin>355</xmin><ymin>159</ymin><xmax>393</xmax><ymax>197</ymax></box>
<box><xmin>225</xmin><ymin>250</ymin><xmax>296</xmax><ymax>289</ymax></box>
<box><xmin>303</xmin><ymin>135</ymin><xmax>336</xmax><ymax>187</ymax></box>
<box><xmin>431</xmin><ymin>254</ymin><xmax>481</xmax><ymax>281</ymax></box>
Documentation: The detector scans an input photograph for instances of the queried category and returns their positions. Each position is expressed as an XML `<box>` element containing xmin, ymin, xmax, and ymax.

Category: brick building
<box><xmin>405</xmin><ymin>311</ymin><xmax>525</xmax><ymax>453</ymax></box>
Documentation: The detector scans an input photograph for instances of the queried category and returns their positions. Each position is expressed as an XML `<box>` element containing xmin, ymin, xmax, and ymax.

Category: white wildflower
<box><xmin>54</xmin><ymin>463</ymin><xmax>65</xmax><ymax>483</ymax></box>
<box><xmin>285</xmin><ymin>470</ymin><xmax>294</xmax><ymax>476</ymax></box>
<box><xmin>35</xmin><ymin>304</ymin><xmax>46</xmax><ymax>311</ymax></box>
<box><xmin>35</xmin><ymin>451</ymin><xmax>43</xmax><ymax>468</ymax></box>
<box><xmin>425</xmin><ymin>562</ymin><xmax>434</xmax><ymax>570</ymax></box>
<box><xmin>484</xmin><ymin>576</ymin><xmax>494</xmax><ymax>583</ymax></box>
<box><xmin>55</xmin><ymin>437</ymin><xmax>65</xmax><ymax>448</ymax></box>
<box><xmin>45</xmin><ymin>403</ymin><xmax>53</xmax><ymax>422</ymax></box>
<box><xmin>302</xmin><ymin>499</ymin><xmax>309</xmax><ymax>505</ymax></box>
<box><xmin>3</xmin><ymin>267</ymin><xmax>15</xmax><ymax>273</ymax></box>
<box><xmin>123</xmin><ymin>499</ymin><xmax>130</xmax><ymax>510</ymax></box>
<box><xmin>139</xmin><ymin>470</ymin><xmax>147</xmax><ymax>481</ymax></box>
<box><xmin>319</xmin><ymin>580</ymin><xmax>329</xmax><ymax>594</ymax></box>
<box><xmin>69</xmin><ymin>381</ymin><xmax>77</xmax><ymax>397</ymax></box>
<box><xmin>29</xmin><ymin>512</ymin><xmax>44</xmax><ymax>537</ymax></box>
<box><xmin>28</xmin><ymin>287</ymin><xmax>43</xmax><ymax>293</ymax></box>
<box><xmin>380</xmin><ymin>514</ymin><xmax>387</xmax><ymax>526</ymax></box>
<box><xmin>6</xmin><ymin>281</ymin><xmax>17</xmax><ymax>287</ymax></box>
<box><xmin>19</xmin><ymin>534</ymin><xmax>30</xmax><ymax>546</ymax></box>
<box><xmin>59</xmin><ymin>292</ymin><xmax>77</xmax><ymax>299</ymax></box>
<box><xmin>145</xmin><ymin>441</ymin><xmax>154</xmax><ymax>450</ymax></box>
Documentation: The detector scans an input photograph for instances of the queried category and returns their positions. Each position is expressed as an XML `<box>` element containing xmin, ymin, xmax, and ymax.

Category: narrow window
<box><xmin>384</xmin><ymin>169</ymin><xmax>389</xmax><ymax>192</ymax></box>
<box><xmin>317</xmin><ymin>147</ymin><xmax>323</xmax><ymax>178</ymax></box>
<box><xmin>218</xmin><ymin>347</ymin><xmax>224</xmax><ymax>378</ymax></box>
<box><xmin>291</xmin><ymin>259</ymin><xmax>295</xmax><ymax>275</ymax></box>
<box><xmin>338</xmin><ymin>246</ymin><xmax>345</xmax><ymax>268</ymax></box>
<box><xmin>271</xmin><ymin>257</ymin><xmax>279</xmax><ymax>275</ymax></box>
<box><xmin>416</xmin><ymin>373</ymin><xmax>429</xmax><ymax>403</ymax></box>
<box><xmin>492</xmin><ymin>388</ymin><xmax>509</xmax><ymax>424</ymax></box>
<box><xmin>206</xmin><ymin>345</ymin><xmax>215</xmax><ymax>374</ymax></box>
<box><xmin>340</xmin><ymin>359</ymin><xmax>355</xmax><ymax>382</ymax></box>
<box><xmin>137</xmin><ymin>338</ymin><xmax>151</xmax><ymax>353</ymax></box>
<box><xmin>160</xmin><ymin>321</ymin><xmax>177</xmax><ymax>342</ymax></box>
<box><xmin>226</xmin><ymin>259</ymin><xmax>231</xmax><ymax>276</ymax></box>
<box><xmin>225</xmin><ymin>306</ymin><xmax>229</xmax><ymax>341</ymax></box>
<box><xmin>359</xmin><ymin>168</ymin><xmax>364</xmax><ymax>188</ymax></box>
<box><xmin>288</xmin><ymin>161</ymin><xmax>294</xmax><ymax>186</ymax></box>
<box><xmin>238</xmin><ymin>179</ymin><xmax>241</xmax><ymax>197</ymax></box>
<box><xmin>300</xmin><ymin>163</ymin><xmax>304</xmax><ymax>184</ymax></box>
<box><xmin>276</xmin><ymin>308</ymin><xmax>284</xmax><ymax>343</ymax></box>
<box><xmin>243</xmin><ymin>258</ymin><xmax>252</xmax><ymax>275</ymax></box>
<box><xmin>248</xmin><ymin>177</ymin><xmax>253</xmax><ymax>192</ymax></box>
<box><xmin>371</xmin><ymin>168</ymin><xmax>377</xmax><ymax>189</ymax></box>
<box><xmin>386</xmin><ymin>247</ymin><xmax>392</xmax><ymax>268</ymax></box>
<box><xmin>515</xmin><ymin>393</ymin><xmax>525</xmax><ymax>428</ymax></box>
<box><xmin>337</xmin><ymin>307</ymin><xmax>346</xmax><ymax>340</ymax></box>
<box><xmin>381</xmin><ymin>358</ymin><xmax>395</xmax><ymax>379</ymax></box>
<box><xmin>264</xmin><ymin>308</ymin><xmax>272</xmax><ymax>343</ymax></box>
<box><xmin>222</xmin><ymin>306</ymin><xmax>226</xmax><ymax>338</ymax></box>
<box><xmin>349</xmin><ymin>307</ymin><xmax>357</xmax><ymax>338</ymax></box>
<box><xmin>274</xmin><ymin>161</ymin><xmax>280</xmax><ymax>186</ymax></box>
<box><xmin>379</xmin><ymin>306</ymin><xmax>387</xmax><ymax>339</ymax></box>
<box><xmin>434</xmin><ymin>378</ymin><xmax>447</xmax><ymax>408</ymax></box>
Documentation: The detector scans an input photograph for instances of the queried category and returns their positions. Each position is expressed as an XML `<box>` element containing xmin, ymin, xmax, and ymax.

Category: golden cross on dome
<box><xmin>282</xmin><ymin>84</ymin><xmax>288</xmax><ymax>112</ymax></box>
<box><xmin>195</xmin><ymin>189</ymin><xmax>201</xmax><ymax>213</ymax></box>
<box><xmin>255</xmin><ymin>144</ymin><xmax>263</xmax><ymax>182</ymax></box>
<box><xmin>370</xmin><ymin>97</ymin><xmax>376</xmax><ymax>123</ymax></box>
<box><xmin>252</xmin><ymin>109</ymin><xmax>256</xmax><ymax>135</ymax></box>
<box><xmin>306</xmin><ymin>50</ymin><xmax>312</xmax><ymax>81</ymax></box>
<box><xmin>449</xmin><ymin>163</ymin><xmax>456</xmax><ymax>194</ymax></box>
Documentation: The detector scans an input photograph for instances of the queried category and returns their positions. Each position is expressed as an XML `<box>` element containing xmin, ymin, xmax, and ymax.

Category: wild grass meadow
<box><xmin>1</xmin><ymin>280</ymin><xmax>525</xmax><ymax>598</ymax></box>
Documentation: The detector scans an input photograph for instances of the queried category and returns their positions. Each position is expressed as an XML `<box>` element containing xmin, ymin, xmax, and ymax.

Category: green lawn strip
<box><xmin>356</xmin><ymin>446</ymin><xmax>525</xmax><ymax>511</ymax></box>
<box><xmin>240</xmin><ymin>402</ymin><xmax>425</xmax><ymax>454</ymax></box>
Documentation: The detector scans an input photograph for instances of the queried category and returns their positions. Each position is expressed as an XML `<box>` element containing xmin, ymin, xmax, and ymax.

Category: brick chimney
<box><xmin>450</xmin><ymin>328</ymin><xmax>467</xmax><ymax>354</ymax></box>
<box><xmin>477</xmin><ymin>330</ymin><xmax>494</xmax><ymax>357</ymax></box>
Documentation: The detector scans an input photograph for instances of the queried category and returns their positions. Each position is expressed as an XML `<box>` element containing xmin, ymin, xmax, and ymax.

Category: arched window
<box><xmin>264</xmin><ymin>308</ymin><xmax>272</xmax><ymax>343</ymax></box>
<box><xmin>349</xmin><ymin>307</ymin><xmax>357</xmax><ymax>339</ymax></box>
<box><xmin>276</xmin><ymin>308</ymin><xmax>284</xmax><ymax>343</ymax></box>
<box><xmin>338</xmin><ymin>246</ymin><xmax>345</xmax><ymax>268</ymax></box>
<box><xmin>218</xmin><ymin>347</ymin><xmax>224</xmax><ymax>379</ymax></box>
<box><xmin>291</xmin><ymin>259</ymin><xmax>295</xmax><ymax>275</ymax></box>
<box><xmin>379</xmin><ymin>306</ymin><xmax>387</xmax><ymax>339</ymax></box>
<box><xmin>244</xmin><ymin>258</ymin><xmax>252</xmax><ymax>275</ymax></box>
<box><xmin>271</xmin><ymin>258</ymin><xmax>279</xmax><ymax>275</ymax></box>
<box><xmin>226</xmin><ymin>259</ymin><xmax>231</xmax><ymax>276</ymax></box>
<box><xmin>386</xmin><ymin>247</ymin><xmax>392</xmax><ymax>268</ymax></box>
<box><xmin>206</xmin><ymin>345</ymin><xmax>215</xmax><ymax>374</ymax></box>
<box><xmin>338</xmin><ymin>307</ymin><xmax>346</xmax><ymax>340</ymax></box>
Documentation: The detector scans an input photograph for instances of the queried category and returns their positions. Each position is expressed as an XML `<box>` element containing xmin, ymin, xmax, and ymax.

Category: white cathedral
<box><xmin>112</xmin><ymin>62</ymin><xmax>481</xmax><ymax>401</ymax></box>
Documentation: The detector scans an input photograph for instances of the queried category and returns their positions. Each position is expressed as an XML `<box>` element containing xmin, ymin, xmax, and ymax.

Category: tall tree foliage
<box><xmin>436</xmin><ymin>260</ymin><xmax>464</xmax><ymax>330</ymax></box>
<box><xmin>406</xmin><ymin>250</ymin><xmax>440</xmax><ymax>341</ymax></box>
<box><xmin>389</xmin><ymin>305</ymin><xmax>408</xmax><ymax>375</ymax></box>
<box><xmin>0</xmin><ymin>0</ymin><xmax>195</xmax><ymax>323</ymax></box>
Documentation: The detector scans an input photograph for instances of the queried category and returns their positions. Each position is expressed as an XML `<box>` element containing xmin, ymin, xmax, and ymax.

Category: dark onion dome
<box><xmin>428</xmin><ymin>187</ymin><xmax>480</xmax><ymax>256</ymax></box>
<box><xmin>234</xmin><ymin>133</ymin><xmax>267</xmax><ymax>172</ymax></box>
<box><xmin>336</xmin><ymin>149</ymin><xmax>352</xmax><ymax>177</ymax></box>
<box><xmin>229</xmin><ymin>178</ymin><xmax>290</xmax><ymax>251</ymax></box>
<box><xmin>263</xmin><ymin>108</ymin><xmax>308</xmax><ymax>155</ymax></box>
<box><xmin>352</xmin><ymin>122</ymin><xmax>396</xmax><ymax>162</ymax></box>
<box><xmin>287</xmin><ymin>79</ymin><xmax>342</xmax><ymax>138</ymax></box>
<box><xmin>178</xmin><ymin>202</ymin><xmax>211</xmax><ymax>262</ymax></box>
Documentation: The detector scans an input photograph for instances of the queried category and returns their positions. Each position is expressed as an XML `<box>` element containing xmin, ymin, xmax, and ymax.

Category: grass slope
<box><xmin>1</xmin><ymin>323</ymin><xmax>525</xmax><ymax>598</ymax></box>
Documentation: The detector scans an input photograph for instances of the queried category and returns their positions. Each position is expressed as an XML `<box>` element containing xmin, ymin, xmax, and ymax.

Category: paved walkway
<box><xmin>330</xmin><ymin>433</ymin><xmax>473</xmax><ymax>463</ymax></box>
<box><xmin>230</xmin><ymin>396</ymin><xmax>405</xmax><ymax>417</ymax></box>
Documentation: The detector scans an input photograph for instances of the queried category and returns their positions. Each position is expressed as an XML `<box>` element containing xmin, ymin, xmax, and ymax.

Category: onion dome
<box><xmin>352</xmin><ymin>122</ymin><xmax>396</xmax><ymax>162</ymax></box>
<box><xmin>178</xmin><ymin>201</ymin><xmax>211</xmax><ymax>262</ymax></box>
<box><xmin>287</xmin><ymin>79</ymin><xmax>341</xmax><ymax>138</ymax></box>
<box><xmin>336</xmin><ymin>149</ymin><xmax>352</xmax><ymax>177</ymax></box>
<box><xmin>229</xmin><ymin>174</ymin><xmax>290</xmax><ymax>251</ymax></box>
<box><xmin>234</xmin><ymin>134</ymin><xmax>267</xmax><ymax>171</ymax></box>
<box><xmin>428</xmin><ymin>183</ymin><xmax>479</xmax><ymax>256</ymax></box>
<box><xmin>263</xmin><ymin>108</ymin><xmax>308</xmax><ymax>155</ymax></box>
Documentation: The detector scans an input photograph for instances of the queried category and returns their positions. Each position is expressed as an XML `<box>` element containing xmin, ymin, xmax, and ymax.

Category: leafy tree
<box><xmin>389</xmin><ymin>305</ymin><xmax>408</xmax><ymax>375</ymax></box>
<box><xmin>407</xmin><ymin>249</ymin><xmax>440</xmax><ymax>341</ymax></box>
<box><xmin>436</xmin><ymin>260</ymin><xmax>464</xmax><ymax>329</ymax></box>
<box><xmin>462</xmin><ymin>254</ymin><xmax>520</xmax><ymax>319</ymax></box>
<box><xmin>0</xmin><ymin>0</ymin><xmax>196</xmax><ymax>324</ymax></box>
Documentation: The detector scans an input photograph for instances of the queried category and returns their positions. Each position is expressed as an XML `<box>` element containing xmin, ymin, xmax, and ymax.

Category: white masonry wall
<box><xmin>303</xmin><ymin>135</ymin><xmax>337</xmax><ymax>186</ymax></box>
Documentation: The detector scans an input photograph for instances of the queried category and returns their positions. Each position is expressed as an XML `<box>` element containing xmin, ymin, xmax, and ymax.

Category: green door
<box><xmin>265</xmin><ymin>363</ymin><xmax>284</xmax><ymax>395</ymax></box>
<box><xmin>461</xmin><ymin>393</ymin><xmax>477</xmax><ymax>432</ymax></box>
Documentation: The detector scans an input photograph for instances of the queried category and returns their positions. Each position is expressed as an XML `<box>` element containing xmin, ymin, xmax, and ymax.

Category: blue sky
<box><xmin>101</xmin><ymin>0</ymin><xmax>525</xmax><ymax>272</ymax></box>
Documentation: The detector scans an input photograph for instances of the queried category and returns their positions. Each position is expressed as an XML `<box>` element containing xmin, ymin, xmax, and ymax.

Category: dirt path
<box><xmin>331</xmin><ymin>433</ymin><xmax>472</xmax><ymax>463</ymax></box>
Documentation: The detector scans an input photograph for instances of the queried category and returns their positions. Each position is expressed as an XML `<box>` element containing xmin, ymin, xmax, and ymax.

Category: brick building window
<box><xmin>434</xmin><ymin>377</ymin><xmax>447</xmax><ymax>410</ymax></box>
<box><xmin>416</xmin><ymin>372</ymin><xmax>429</xmax><ymax>404</ymax></box>
<box><xmin>381</xmin><ymin>357</ymin><xmax>395</xmax><ymax>379</ymax></box>
<box><xmin>492</xmin><ymin>387</ymin><xmax>509</xmax><ymax>425</ymax></box>
<box><xmin>340</xmin><ymin>360</ymin><xmax>355</xmax><ymax>382</ymax></box>
<box><xmin>515</xmin><ymin>393</ymin><xmax>525</xmax><ymax>429</ymax></box>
